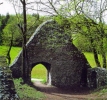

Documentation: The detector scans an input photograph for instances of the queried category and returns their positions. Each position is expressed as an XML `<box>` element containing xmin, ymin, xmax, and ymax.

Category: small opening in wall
<box><xmin>31</xmin><ymin>62</ymin><xmax>51</xmax><ymax>85</ymax></box>
<box><xmin>31</xmin><ymin>64</ymin><xmax>47</xmax><ymax>84</ymax></box>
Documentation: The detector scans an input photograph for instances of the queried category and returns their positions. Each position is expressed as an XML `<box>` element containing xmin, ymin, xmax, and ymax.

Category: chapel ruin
<box><xmin>10</xmin><ymin>20</ymin><xmax>103</xmax><ymax>88</ymax></box>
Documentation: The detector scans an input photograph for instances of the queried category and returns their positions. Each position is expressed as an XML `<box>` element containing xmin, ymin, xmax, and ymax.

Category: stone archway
<box><xmin>10</xmin><ymin>20</ymin><xmax>91</xmax><ymax>88</ymax></box>
<box><xmin>31</xmin><ymin>62</ymin><xmax>51</xmax><ymax>85</ymax></box>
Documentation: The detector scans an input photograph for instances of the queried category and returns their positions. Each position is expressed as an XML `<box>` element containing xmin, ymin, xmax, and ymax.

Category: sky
<box><xmin>0</xmin><ymin>0</ymin><xmax>107</xmax><ymax>23</ymax></box>
<box><xmin>0</xmin><ymin>0</ymin><xmax>54</xmax><ymax>16</ymax></box>
<box><xmin>0</xmin><ymin>0</ymin><xmax>15</xmax><ymax>15</ymax></box>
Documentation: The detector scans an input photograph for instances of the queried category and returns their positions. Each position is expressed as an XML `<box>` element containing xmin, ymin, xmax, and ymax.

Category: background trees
<box><xmin>6</xmin><ymin>0</ymin><xmax>46</xmax><ymax>82</ymax></box>
<box><xmin>1</xmin><ymin>0</ymin><xmax>107</xmax><ymax>68</ymax></box>
<box><xmin>0</xmin><ymin>13</ymin><xmax>10</xmax><ymax>45</ymax></box>
<box><xmin>72</xmin><ymin>0</ymin><xmax>107</xmax><ymax>68</ymax></box>
<box><xmin>1</xmin><ymin>14</ymin><xmax>44</xmax><ymax>46</ymax></box>
<box><xmin>50</xmin><ymin>0</ymin><xmax>107</xmax><ymax>68</ymax></box>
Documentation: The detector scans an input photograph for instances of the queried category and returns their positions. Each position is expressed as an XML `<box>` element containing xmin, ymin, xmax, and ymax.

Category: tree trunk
<box><xmin>6</xmin><ymin>32</ymin><xmax>13</xmax><ymax>65</ymax></box>
<box><xmin>21</xmin><ymin>0</ymin><xmax>28</xmax><ymax>83</ymax></box>
<box><xmin>90</xmin><ymin>37</ymin><xmax>101</xmax><ymax>67</ymax></box>
<box><xmin>100</xmin><ymin>39</ymin><xmax>106</xmax><ymax>68</ymax></box>
<box><xmin>102</xmin><ymin>52</ymin><xmax>106</xmax><ymax>68</ymax></box>
<box><xmin>6</xmin><ymin>43</ymin><xmax>11</xmax><ymax>65</ymax></box>
<box><xmin>100</xmin><ymin>24</ymin><xmax>106</xmax><ymax>68</ymax></box>
<box><xmin>93</xmin><ymin>48</ymin><xmax>101</xmax><ymax>67</ymax></box>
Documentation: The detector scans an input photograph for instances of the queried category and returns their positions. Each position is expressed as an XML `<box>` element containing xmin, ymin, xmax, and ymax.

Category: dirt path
<box><xmin>33</xmin><ymin>81</ymin><xmax>98</xmax><ymax>100</ymax></box>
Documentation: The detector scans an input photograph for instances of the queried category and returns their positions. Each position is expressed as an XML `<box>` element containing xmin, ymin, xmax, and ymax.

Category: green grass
<box><xmin>83</xmin><ymin>52</ymin><xmax>103</xmax><ymax>67</ymax></box>
<box><xmin>31</xmin><ymin>64</ymin><xmax>47</xmax><ymax>79</ymax></box>
<box><xmin>0</xmin><ymin>46</ymin><xmax>21</xmax><ymax>63</ymax></box>
<box><xmin>90</xmin><ymin>85</ymin><xmax>107</xmax><ymax>99</ymax></box>
<box><xmin>14</xmin><ymin>79</ymin><xmax>45</xmax><ymax>100</ymax></box>
<box><xmin>31</xmin><ymin>64</ymin><xmax>47</xmax><ymax>83</ymax></box>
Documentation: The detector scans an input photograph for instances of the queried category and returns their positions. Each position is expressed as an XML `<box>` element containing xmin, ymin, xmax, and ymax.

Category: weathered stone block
<box><xmin>87</xmin><ymin>67</ymin><xmax>107</xmax><ymax>88</ymax></box>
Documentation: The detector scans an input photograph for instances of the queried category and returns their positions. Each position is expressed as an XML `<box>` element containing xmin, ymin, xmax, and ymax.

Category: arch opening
<box><xmin>31</xmin><ymin>62</ymin><xmax>51</xmax><ymax>85</ymax></box>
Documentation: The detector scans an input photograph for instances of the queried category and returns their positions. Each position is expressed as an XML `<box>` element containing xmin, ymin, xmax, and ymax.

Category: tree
<box><xmin>6</xmin><ymin>0</ymin><xmax>29</xmax><ymax>82</ymax></box>
<box><xmin>0</xmin><ymin>13</ymin><xmax>10</xmax><ymax>45</ymax></box>
<box><xmin>1</xmin><ymin>14</ymin><xmax>21</xmax><ymax>65</ymax></box>
<box><xmin>70</xmin><ymin>15</ymin><xmax>102</xmax><ymax>67</ymax></box>
<box><xmin>8</xmin><ymin>0</ymin><xmax>45</xmax><ymax>83</ymax></box>
<box><xmin>2</xmin><ymin>15</ymin><xmax>22</xmax><ymax>46</ymax></box>
<box><xmin>40</xmin><ymin>0</ymin><xmax>107</xmax><ymax>68</ymax></box>
<box><xmin>7</xmin><ymin>0</ymin><xmax>107</xmax><ymax>83</ymax></box>
<box><xmin>74</xmin><ymin>0</ymin><xmax>107</xmax><ymax>68</ymax></box>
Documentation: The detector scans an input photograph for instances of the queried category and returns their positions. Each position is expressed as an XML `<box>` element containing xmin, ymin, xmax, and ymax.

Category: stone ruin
<box><xmin>10</xmin><ymin>20</ymin><xmax>91</xmax><ymax>88</ymax></box>
<box><xmin>0</xmin><ymin>56</ymin><xmax>19</xmax><ymax>100</ymax></box>
<box><xmin>87</xmin><ymin>67</ymin><xmax>107</xmax><ymax>88</ymax></box>
<box><xmin>10</xmin><ymin>20</ymin><xmax>107</xmax><ymax>89</ymax></box>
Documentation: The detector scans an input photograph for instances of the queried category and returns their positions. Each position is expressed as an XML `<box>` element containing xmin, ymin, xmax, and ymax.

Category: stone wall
<box><xmin>10</xmin><ymin>20</ymin><xmax>91</xmax><ymax>88</ymax></box>
<box><xmin>0</xmin><ymin>56</ymin><xmax>19</xmax><ymax>100</ymax></box>
<box><xmin>87</xmin><ymin>67</ymin><xmax>107</xmax><ymax>88</ymax></box>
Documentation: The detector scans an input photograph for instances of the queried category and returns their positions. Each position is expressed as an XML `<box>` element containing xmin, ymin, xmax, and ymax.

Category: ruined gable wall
<box><xmin>10</xmin><ymin>20</ymin><xmax>91</xmax><ymax>88</ymax></box>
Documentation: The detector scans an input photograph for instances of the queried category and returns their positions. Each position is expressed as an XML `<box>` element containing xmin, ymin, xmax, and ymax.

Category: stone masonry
<box><xmin>0</xmin><ymin>56</ymin><xmax>19</xmax><ymax>100</ymax></box>
<box><xmin>10</xmin><ymin>20</ymin><xmax>91</xmax><ymax>88</ymax></box>
<box><xmin>87</xmin><ymin>67</ymin><xmax>107</xmax><ymax>88</ymax></box>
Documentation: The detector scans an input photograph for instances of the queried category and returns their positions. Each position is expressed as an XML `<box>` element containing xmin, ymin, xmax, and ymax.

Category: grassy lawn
<box><xmin>83</xmin><ymin>52</ymin><xmax>103</xmax><ymax>68</ymax></box>
<box><xmin>31</xmin><ymin>64</ymin><xmax>47</xmax><ymax>83</ymax></box>
<box><xmin>31</xmin><ymin>64</ymin><xmax>47</xmax><ymax>79</ymax></box>
<box><xmin>0</xmin><ymin>46</ymin><xmax>21</xmax><ymax>63</ymax></box>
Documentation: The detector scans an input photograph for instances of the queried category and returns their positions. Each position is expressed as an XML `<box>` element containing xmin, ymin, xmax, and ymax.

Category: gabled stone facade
<box><xmin>10</xmin><ymin>20</ymin><xmax>91</xmax><ymax>88</ymax></box>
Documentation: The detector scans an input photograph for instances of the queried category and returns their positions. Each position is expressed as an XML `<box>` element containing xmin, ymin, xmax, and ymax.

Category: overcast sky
<box><xmin>0</xmin><ymin>0</ymin><xmax>107</xmax><ymax>23</ymax></box>
<box><xmin>0</xmin><ymin>0</ymin><xmax>55</xmax><ymax>15</ymax></box>
<box><xmin>0</xmin><ymin>0</ymin><xmax>15</xmax><ymax>15</ymax></box>
<box><xmin>0</xmin><ymin>0</ymin><xmax>40</xmax><ymax>15</ymax></box>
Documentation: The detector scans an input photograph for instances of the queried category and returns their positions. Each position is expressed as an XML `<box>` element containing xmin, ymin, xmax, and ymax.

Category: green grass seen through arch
<box><xmin>31</xmin><ymin>64</ymin><xmax>47</xmax><ymax>79</ymax></box>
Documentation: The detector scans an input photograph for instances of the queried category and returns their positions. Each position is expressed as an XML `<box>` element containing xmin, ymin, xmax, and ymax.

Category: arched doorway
<box><xmin>31</xmin><ymin>62</ymin><xmax>51</xmax><ymax>85</ymax></box>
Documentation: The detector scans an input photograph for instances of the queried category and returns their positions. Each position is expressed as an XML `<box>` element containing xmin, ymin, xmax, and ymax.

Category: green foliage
<box><xmin>14</xmin><ymin>79</ymin><xmax>45</xmax><ymax>100</ymax></box>
<box><xmin>0</xmin><ymin>14</ymin><xmax>10</xmax><ymax>45</ymax></box>
<box><xmin>54</xmin><ymin>15</ymin><xmax>71</xmax><ymax>32</ymax></box>
<box><xmin>84</xmin><ymin>52</ymin><xmax>103</xmax><ymax>67</ymax></box>
<box><xmin>92</xmin><ymin>86</ymin><xmax>107</xmax><ymax>99</ymax></box>
<box><xmin>73</xmin><ymin>34</ymin><xmax>92</xmax><ymax>52</ymax></box>
<box><xmin>2</xmin><ymin>15</ymin><xmax>22</xmax><ymax>46</ymax></box>
<box><xmin>1</xmin><ymin>14</ymin><xmax>45</xmax><ymax>47</ymax></box>
<box><xmin>43</xmin><ymin>16</ymin><xmax>73</xmax><ymax>49</ymax></box>
<box><xmin>54</xmin><ymin>14</ymin><xmax>107</xmax><ymax>54</ymax></box>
